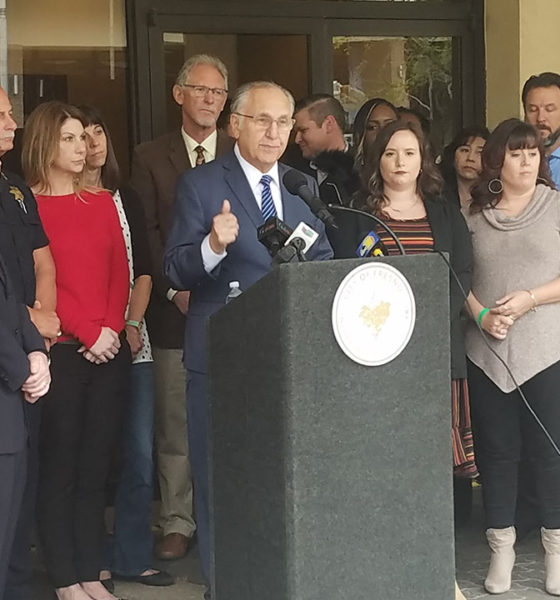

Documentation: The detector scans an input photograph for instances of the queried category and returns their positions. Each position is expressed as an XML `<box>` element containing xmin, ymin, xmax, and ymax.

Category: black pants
<box><xmin>4</xmin><ymin>402</ymin><xmax>41</xmax><ymax>600</ymax></box>
<box><xmin>0</xmin><ymin>450</ymin><xmax>27</xmax><ymax>599</ymax></box>
<box><xmin>468</xmin><ymin>359</ymin><xmax>560</xmax><ymax>529</ymax></box>
<box><xmin>37</xmin><ymin>342</ymin><xmax>130</xmax><ymax>588</ymax></box>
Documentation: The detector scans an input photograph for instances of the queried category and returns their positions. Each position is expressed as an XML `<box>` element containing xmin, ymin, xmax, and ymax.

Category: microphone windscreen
<box><xmin>282</xmin><ymin>169</ymin><xmax>308</xmax><ymax>196</ymax></box>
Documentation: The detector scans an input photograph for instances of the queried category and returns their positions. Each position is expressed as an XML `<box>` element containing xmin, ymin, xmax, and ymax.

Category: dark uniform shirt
<box><xmin>0</xmin><ymin>169</ymin><xmax>49</xmax><ymax>306</ymax></box>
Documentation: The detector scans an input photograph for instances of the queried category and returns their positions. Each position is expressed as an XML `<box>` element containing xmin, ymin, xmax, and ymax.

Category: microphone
<box><xmin>274</xmin><ymin>222</ymin><xmax>319</xmax><ymax>264</ymax></box>
<box><xmin>282</xmin><ymin>170</ymin><xmax>339</xmax><ymax>230</ymax></box>
<box><xmin>257</xmin><ymin>217</ymin><xmax>293</xmax><ymax>257</ymax></box>
<box><xmin>356</xmin><ymin>230</ymin><xmax>387</xmax><ymax>258</ymax></box>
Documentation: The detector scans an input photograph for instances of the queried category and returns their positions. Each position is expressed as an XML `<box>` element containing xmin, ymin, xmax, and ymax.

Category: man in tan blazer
<box><xmin>130</xmin><ymin>54</ymin><xmax>233</xmax><ymax>561</ymax></box>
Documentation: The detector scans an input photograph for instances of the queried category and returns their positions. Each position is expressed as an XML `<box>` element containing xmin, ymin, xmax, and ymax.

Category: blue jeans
<box><xmin>104</xmin><ymin>362</ymin><xmax>155</xmax><ymax>575</ymax></box>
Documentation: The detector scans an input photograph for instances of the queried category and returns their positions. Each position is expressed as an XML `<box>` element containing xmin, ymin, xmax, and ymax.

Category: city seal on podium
<box><xmin>331</xmin><ymin>262</ymin><xmax>416</xmax><ymax>366</ymax></box>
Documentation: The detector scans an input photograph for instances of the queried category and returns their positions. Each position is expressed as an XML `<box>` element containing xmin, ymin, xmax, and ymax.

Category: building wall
<box><xmin>7</xmin><ymin>0</ymin><xmax>126</xmax><ymax>47</ymax></box>
<box><xmin>486</xmin><ymin>0</ymin><xmax>560</xmax><ymax>129</ymax></box>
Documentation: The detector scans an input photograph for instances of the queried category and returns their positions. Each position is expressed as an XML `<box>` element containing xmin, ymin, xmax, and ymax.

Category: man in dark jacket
<box><xmin>0</xmin><ymin>252</ymin><xmax>50</xmax><ymax>597</ymax></box>
<box><xmin>130</xmin><ymin>54</ymin><xmax>233</xmax><ymax>561</ymax></box>
<box><xmin>288</xmin><ymin>93</ymin><xmax>359</xmax><ymax>206</ymax></box>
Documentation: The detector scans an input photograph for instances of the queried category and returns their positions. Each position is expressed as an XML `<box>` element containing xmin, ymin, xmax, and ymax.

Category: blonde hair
<box><xmin>175</xmin><ymin>54</ymin><xmax>228</xmax><ymax>89</ymax></box>
<box><xmin>22</xmin><ymin>101</ymin><xmax>88</xmax><ymax>194</ymax></box>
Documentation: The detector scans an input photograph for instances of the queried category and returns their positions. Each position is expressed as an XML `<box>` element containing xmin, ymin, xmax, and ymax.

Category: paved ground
<box><xmin>29</xmin><ymin>487</ymin><xmax>552</xmax><ymax>599</ymax></box>
<box><xmin>457</xmin><ymin>488</ymin><xmax>549</xmax><ymax>600</ymax></box>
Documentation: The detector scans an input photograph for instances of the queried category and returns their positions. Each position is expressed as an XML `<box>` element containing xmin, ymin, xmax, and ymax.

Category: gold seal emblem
<box><xmin>332</xmin><ymin>263</ymin><xmax>416</xmax><ymax>366</ymax></box>
<box><xmin>360</xmin><ymin>301</ymin><xmax>391</xmax><ymax>335</ymax></box>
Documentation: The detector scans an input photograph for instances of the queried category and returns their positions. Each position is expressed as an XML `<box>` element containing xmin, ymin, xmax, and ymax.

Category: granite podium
<box><xmin>209</xmin><ymin>254</ymin><xmax>454</xmax><ymax>600</ymax></box>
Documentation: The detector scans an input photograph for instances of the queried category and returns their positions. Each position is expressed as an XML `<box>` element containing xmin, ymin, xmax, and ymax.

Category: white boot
<box><xmin>484</xmin><ymin>526</ymin><xmax>516</xmax><ymax>594</ymax></box>
<box><xmin>455</xmin><ymin>581</ymin><xmax>466</xmax><ymax>600</ymax></box>
<box><xmin>541</xmin><ymin>528</ymin><xmax>560</xmax><ymax>595</ymax></box>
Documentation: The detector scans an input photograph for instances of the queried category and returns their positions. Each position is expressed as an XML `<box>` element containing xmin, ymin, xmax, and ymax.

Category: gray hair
<box><xmin>175</xmin><ymin>54</ymin><xmax>228</xmax><ymax>89</ymax></box>
<box><xmin>231</xmin><ymin>81</ymin><xmax>295</xmax><ymax>115</ymax></box>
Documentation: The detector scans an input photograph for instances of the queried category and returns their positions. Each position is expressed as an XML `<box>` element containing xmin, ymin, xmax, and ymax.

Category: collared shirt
<box><xmin>181</xmin><ymin>128</ymin><xmax>217</xmax><ymax>168</ymax></box>
<box><xmin>0</xmin><ymin>167</ymin><xmax>49</xmax><ymax>306</ymax></box>
<box><xmin>549</xmin><ymin>145</ymin><xmax>560</xmax><ymax>189</ymax></box>
<box><xmin>201</xmin><ymin>143</ymin><xmax>283</xmax><ymax>273</ymax></box>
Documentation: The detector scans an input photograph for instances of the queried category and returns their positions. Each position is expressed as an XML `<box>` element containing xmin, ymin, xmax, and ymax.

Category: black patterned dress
<box><xmin>378</xmin><ymin>216</ymin><xmax>477</xmax><ymax>478</ymax></box>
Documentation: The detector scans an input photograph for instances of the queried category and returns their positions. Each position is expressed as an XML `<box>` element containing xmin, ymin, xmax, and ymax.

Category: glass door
<box><xmin>127</xmin><ymin>0</ymin><xmax>484</xmax><ymax>147</ymax></box>
<box><xmin>160</xmin><ymin>32</ymin><xmax>311</xmax><ymax>136</ymax></box>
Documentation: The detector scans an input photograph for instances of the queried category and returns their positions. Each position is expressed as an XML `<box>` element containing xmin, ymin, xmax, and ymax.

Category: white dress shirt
<box><xmin>181</xmin><ymin>128</ymin><xmax>217</xmax><ymax>168</ymax></box>
<box><xmin>201</xmin><ymin>143</ymin><xmax>283</xmax><ymax>273</ymax></box>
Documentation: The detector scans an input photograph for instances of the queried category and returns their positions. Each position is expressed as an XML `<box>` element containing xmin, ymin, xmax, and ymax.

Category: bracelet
<box><xmin>526</xmin><ymin>289</ymin><xmax>537</xmax><ymax>312</ymax></box>
<box><xmin>477</xmin><ymin>308</ymin><xmax>490</xmax><ymax>326</ymax></box>
<box><xmin>125</xmin><ymin>319</ymin><xmax>141</xmax><ymax>329</ymax></box>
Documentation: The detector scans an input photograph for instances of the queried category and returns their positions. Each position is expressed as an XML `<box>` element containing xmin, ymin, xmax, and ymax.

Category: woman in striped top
<box><xmin>353</xmin><ymin>119</ymin><xmax>475</xmax><ymax>530</ymax></box>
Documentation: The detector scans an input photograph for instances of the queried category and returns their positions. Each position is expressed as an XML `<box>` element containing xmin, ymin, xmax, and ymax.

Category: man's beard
<box><xmin>543</xmin><ymin>127</ymin><xmax>560</xmax><ymax>149</ymax></box>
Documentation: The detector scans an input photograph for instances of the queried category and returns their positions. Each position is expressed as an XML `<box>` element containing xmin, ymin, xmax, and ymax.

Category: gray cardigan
<box><xmin>464</xmin><ymin>184</ymin><xmax>560</xmax><ymax>392</ymax></box>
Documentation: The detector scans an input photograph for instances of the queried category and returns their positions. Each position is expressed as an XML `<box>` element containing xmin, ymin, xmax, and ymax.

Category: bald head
<box><xmin>0</xmin><ymin>87</ymin><xmax>17</xmax><ymax>157</ymax></box>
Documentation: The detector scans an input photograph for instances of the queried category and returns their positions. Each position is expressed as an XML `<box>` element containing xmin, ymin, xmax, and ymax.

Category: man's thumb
<box><xmin>221</xmin><ymin>199</ymin><xmax>231</xmax><ymax>214</ymax></box>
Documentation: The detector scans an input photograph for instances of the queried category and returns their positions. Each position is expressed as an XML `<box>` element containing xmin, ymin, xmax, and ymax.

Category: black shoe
<box><xmin>115</xmin><ymin>570</ymin><xmax>175</xmax><ymax>586</ymax></box>
<box><xmin>101</xmin><ymin>578</ymin><xmax>115</xmax><ymax>594</ymax></box>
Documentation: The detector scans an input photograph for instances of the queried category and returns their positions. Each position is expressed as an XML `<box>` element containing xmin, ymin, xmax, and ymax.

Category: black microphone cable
<box><xmin>435</xmin><ymin>250</ymin><xmax>560</xmax><ymax>458</ymax></box>
<box><xmin>326</xmin><ymin>204</ymin><xmax>407</xmax><ymax>256</ymax></box>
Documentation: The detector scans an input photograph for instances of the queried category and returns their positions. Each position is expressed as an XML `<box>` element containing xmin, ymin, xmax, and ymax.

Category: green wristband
<box><xmin>126</xmin><ymin>319</ymin><xmax>141</xmax><ymax>329</ymax></box>
<box><xmin>477</xmin><ymin>308</ymin><xmax>489</xmax><ymax>326</ymax></box>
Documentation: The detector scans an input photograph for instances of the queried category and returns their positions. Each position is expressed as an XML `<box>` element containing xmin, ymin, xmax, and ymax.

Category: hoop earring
<box><xmin>488</xmin><ymin>178</ymin><xmax>503</xmax><ymax>194</ymax></box>
<box><xmin>537</xmin><ymin>176</ymin><xmax>548</xmax><ymax>185</ymax></box>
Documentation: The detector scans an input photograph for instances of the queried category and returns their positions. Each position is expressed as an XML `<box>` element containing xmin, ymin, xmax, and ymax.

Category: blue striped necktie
<box><xmin>260</xmin><ymin>174</ymin><xmax>277</xmax><ymax>221</ymax></box>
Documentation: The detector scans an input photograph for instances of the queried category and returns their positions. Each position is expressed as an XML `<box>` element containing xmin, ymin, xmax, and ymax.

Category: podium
<box><xmin>209</xmin><ymin>255</ymin><xmax>454</xmax><ymax>600</ymax></box>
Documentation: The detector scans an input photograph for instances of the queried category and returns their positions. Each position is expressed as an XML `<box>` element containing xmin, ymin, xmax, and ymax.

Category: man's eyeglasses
<box><xmin>182</xmin><ymin>84</ymin><xmax>228</xmax><ymax>99</ymax></box>
<box><xmin>233</xmin><ymin>112</ymin><xmax>295</xmax><ymax>132</ymax></box>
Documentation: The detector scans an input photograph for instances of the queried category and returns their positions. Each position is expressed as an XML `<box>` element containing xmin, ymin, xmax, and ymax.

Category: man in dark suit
<box><xmin>0</xmin><ymin>84</ymin><xmax>59</xmax><ymax>600</ymax></box>
<box><xmin>130</xmin><ymin>55</ymin><xmax>233</xmax><ymax>561</ymax></box>
<box><xmin>0</xmin><ymin>253</ymin><xmax>50</xmax><ymax>597</ymax></box>
<box><xmin>287</xmin><ymin>93</ymin><xmax>359</xmax><ymax>206</ymax></box>
<box><xmin>164</xmin><ymin>81</ymin><xmax>333</xmax><ymax>597</ymax></box>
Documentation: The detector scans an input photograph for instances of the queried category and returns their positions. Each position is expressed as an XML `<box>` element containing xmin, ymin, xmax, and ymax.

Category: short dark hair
<box><xmin>522</xmin><ymin>72</ymin><xmax>560</xmax><ymax>106</ymax></box>
<box><xmin>79</xmin><ymin>105</ymin><xmax>120</xmax><ymax>192</ymax></box>
<box><xmin>294</xmin><ymin>94</ymin><xmax>346</xmax><ymax>132</ymax></box>
<box><xmin>396</xmin><ymin>106</ymin><xmax>431</xmax><ymax>136</ymax></box>
<box><xmin>355</xmin><ymin>120</ymin><xmax>443</xmax><ymax>217</ymax></box>
<box><xmin>440</xmin><ymin>125</ymin><xmax>490</xmax><ymax>185</ymax></box>
<box><xmin>470</xmin><ymin>118</ymin><xmax>554</xmax><ymax>213</ymax></box>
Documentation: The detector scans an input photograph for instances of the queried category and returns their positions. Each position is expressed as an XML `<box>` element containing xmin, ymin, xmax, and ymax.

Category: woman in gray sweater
<box><xmin>465</xmin><ymin>118</ymin><xmax>560</xmax><ymax>596</ymax></box>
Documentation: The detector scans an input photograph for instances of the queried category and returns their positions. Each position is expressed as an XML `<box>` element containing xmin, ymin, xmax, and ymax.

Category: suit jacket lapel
<box><xmin>223</xmin><ymin>154</ymin><xmax>263</xmax><ymax>229</ymax></box>
<box><xmin>168</xmin><ymin>130</ymin><xmax>190</xmax><ymax>175</ymax></box>
<box><xmin>216</xmin><ymin>130</ymin><xmax>234</xmax><ymax>157</ymax></box>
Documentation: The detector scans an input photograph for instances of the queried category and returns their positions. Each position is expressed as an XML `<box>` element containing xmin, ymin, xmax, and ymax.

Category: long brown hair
<box><xmin>356</xmin><ymin>120</ymin><xmax>443</xmax><ymax>217</ymax></box>
<box><xmin>79</xmin><ymin>105</ymin><xmax>121</xmax><ymax>192</ymax></box>
<box><xmin>470</xmin><ymin>118</ymin><xmax>554</xmax><ymax>213</ymax></box>
<box><xmin>22</xmin><ymin>101</ymin><xmax>87</xmax><ymax>194</ymax></box>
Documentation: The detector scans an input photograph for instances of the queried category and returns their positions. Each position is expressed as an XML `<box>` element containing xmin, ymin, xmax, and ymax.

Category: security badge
<box><xmin>9</xmin><ymin>186</ymin><xmax>27</xmax><ymax>214</ymax></box>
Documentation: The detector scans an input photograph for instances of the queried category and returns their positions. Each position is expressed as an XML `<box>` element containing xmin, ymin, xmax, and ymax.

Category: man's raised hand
<box><xmin>209</xmin><ymin>200</ymin><xmax>239</xmax><ymax>254</ymax></box>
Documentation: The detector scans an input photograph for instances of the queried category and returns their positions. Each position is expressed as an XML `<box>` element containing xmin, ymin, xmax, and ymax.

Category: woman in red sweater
<box><xmin>22</xmin><ymin>101</ymin><xmax>130</xmax><ymax>600</ymax></box>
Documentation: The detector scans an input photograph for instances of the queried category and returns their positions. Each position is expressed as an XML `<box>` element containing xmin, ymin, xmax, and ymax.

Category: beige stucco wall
<box><xmin>486</xmin><ymin>0</ymin><xmax>560</xmax><ymax>129</ymax></box>
<box><xmin>519</xmin><ymin>0</ymin><xmax>560</xmax><ymax>93</ymax></box>
<box><xmin>7</xmin><ymin>0</ymin><xmax>126</xmax><ymax>47</ymax></box>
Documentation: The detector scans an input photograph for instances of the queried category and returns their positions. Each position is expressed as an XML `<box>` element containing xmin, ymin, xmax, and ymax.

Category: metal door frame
<box><xmin>126</xmin><ymin>0</ymin><xmax>484</xmax><ymax>144</ymax></box>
